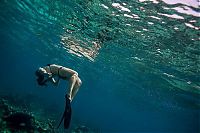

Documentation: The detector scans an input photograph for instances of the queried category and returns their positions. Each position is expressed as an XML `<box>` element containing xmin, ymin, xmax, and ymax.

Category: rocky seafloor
<box><xmin>0</xmin><ymin>93</ymin><xmax>97</xmax><ymax>133</ymax></box>
<box><xmin>0</xmin><ymin>98</ymin><xmax>54</xmax><ymax>132</ymax></box>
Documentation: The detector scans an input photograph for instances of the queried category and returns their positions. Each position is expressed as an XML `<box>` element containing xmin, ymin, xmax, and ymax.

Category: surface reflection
<box><xmin>61</xmin><ymin>35</ymin><xmax>101</xmax><ymax>61</ymax></box>
<box><xmin>139</xmin><ymin>0</ymin><xmax>199</xmax><ymax>17</ymax></box>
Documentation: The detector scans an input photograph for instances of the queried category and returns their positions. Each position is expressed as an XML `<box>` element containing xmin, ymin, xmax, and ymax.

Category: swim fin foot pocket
<box><xmin>57</xmin><ymin>96</ymin><xmax>72</xmax><ymax>129</ymax></box>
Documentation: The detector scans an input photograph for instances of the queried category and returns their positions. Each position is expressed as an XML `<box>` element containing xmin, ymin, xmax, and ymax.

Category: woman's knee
<box><xmin>71</xmin><ymin>74</ymin><xmax>78</xmax><ymax>79</ymax></box>
<box><xmin>77</xmin><ymin>78</ymin><xmax>82</xmax><ymax>86</ymax></box>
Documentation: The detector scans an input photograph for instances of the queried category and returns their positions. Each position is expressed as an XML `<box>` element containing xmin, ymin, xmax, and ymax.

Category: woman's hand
<box><xmin>48</xmin><ymin>73</ymin><xmax>53</xmax><ymax>78</ymax></box>
<box><xmin>43</xmin><ymin>72</ymin><xmax>52</xmax><ymax>78</ymax></box>
<box><xmin>40</xmin><ymin>73</ymin><xmax>52</xmax><ymax>85</ymax></box>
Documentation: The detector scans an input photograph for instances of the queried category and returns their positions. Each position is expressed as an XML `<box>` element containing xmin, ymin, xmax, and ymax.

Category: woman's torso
<box><xmin>44</xmin><ymin>64</ymin><xmax>78</xmax><ymax>79</ymax></box>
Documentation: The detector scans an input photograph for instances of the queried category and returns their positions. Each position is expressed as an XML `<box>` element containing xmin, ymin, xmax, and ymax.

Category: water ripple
<box><xmin>0</xmin><ymin>0</ymin><xmax>199</xmax><ymax>95</ymax></box>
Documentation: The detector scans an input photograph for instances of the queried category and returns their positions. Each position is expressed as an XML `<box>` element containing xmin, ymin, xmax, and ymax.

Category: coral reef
<box><xmin>0</xmin><ymin>94</ymin><xmax>95</xmax><ymax>133</ymax></box>
<box><xmin>0</xmin><ymin>98</ymin><xmax>53</xmax><ymax>132</ymax></box>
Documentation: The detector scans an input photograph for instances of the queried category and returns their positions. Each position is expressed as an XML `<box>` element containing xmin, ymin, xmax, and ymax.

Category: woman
<box><xmin>35</xmin><ymin>64</ymin><xmax>82</xmax><ymax>129</ymax></box>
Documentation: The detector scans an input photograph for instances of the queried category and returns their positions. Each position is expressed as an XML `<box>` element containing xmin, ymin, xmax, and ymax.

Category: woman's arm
<box><xmin>50</xmin><ymin>76</ymin><xmax>60</xmax><ymax>86</ymax></box>
<box><xmin>40</xmin><ymin>76</ymin><xmax>52</xmax><ymax>86</ymax></box>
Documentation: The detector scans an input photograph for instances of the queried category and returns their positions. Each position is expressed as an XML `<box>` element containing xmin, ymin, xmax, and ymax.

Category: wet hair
<box><xmin>35</xmin><ymin>70</ymin><xmax>46</xmax><ymax>86</ymax></box>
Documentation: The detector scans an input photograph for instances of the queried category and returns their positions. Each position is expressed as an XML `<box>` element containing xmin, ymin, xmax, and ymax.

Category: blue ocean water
<box><xmin>0</xmin><ymin>0</ymin><xmax>199</xmax><ymax>132</ymax></box>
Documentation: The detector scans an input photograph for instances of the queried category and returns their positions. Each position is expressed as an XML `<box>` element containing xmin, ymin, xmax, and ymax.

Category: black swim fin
<box><xmin>64</xmin><ymin>98</ymin><xmax>71</xmax><ymax>129</ymax></box>
<box><xmin>57</xmin><ymin>97</ymin><xmax>71</xmax><ymax>129</ymax></box>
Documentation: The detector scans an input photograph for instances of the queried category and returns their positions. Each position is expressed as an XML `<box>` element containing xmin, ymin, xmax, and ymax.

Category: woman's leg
<box><xmin>71</xmin><ymin>77</ymin><xmax>82</xmax><ymax>101</ymax></box>
<box><xmin>66</xmin><ymin>74</ymin><xmax>78</xmax><ymax>101</ymax></box>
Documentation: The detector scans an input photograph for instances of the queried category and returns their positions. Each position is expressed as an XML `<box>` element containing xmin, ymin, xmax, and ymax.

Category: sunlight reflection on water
<box><xmin>139</xmin><ymin>0</ymin><xmax>199</xmax><ymax>17</ymax></box>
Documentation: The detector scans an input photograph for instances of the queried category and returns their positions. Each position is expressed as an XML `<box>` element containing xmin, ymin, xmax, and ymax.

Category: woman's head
<box><xmin>35</xmin><ymin>68</ymin><xmax>46</xmax><ymax>86</ymax></box>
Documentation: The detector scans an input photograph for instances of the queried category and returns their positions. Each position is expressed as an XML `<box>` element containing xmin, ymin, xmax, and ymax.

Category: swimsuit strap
<box><xmin>58</xmin><ymin>67</ymin><xmax>63</xmax><ymax>77</ymax></box>
<box><xmin>47</xmin><ymin>64</ymin><xmax>52</xmax><ymax>73</ymax></box>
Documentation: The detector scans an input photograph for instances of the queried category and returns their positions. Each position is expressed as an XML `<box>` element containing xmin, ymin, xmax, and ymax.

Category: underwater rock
<box><xmin>72</xmin><ymin>125</ymin><xmax>96</xmax><ymax>133</ymax></box>
<box><xmin>3</xmin><ymin>112</ymin><xmax>35</xmax><ymax>132</ymax></box>
<box><xmin>0</xmin><ymin>98</ymin><xmax>53</xmax><ymax>132</ymax></box>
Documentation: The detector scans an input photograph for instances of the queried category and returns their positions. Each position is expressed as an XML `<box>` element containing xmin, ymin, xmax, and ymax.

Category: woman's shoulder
<box><xmin>49</xmin><ymin>64</ymin><xmax>59</xmax><ymax>67</ymax></box>
<box><xmin>50</xmin><ymin>64</ymin><xmax>64</xmax><ymax>69</ymax></box>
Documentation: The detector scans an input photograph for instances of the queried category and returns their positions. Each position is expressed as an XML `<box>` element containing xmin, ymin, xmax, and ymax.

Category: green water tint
<box><xmin>2</xmin><ymin>0</ymin><xmax>199</xmax><ymax>95</ymax></box>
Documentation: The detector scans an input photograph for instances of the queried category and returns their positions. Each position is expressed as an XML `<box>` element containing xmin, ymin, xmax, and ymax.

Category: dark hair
<box><xmin>35</xmin><ymin>70</ymin><xmax>46</xmax><ymax>86</ymax></box>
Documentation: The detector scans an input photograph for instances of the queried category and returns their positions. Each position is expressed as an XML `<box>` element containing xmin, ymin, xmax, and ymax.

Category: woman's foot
<box><xmin>65</xmin><ymin>94</ymin><xmax>72</xmax><ymax>102</ymax></box>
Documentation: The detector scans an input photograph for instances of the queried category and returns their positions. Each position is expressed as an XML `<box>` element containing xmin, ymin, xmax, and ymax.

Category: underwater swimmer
<box><xmin>35</xmin><ymin>64</ymin><xmax>82</xmax><ymax>129</ymax></box>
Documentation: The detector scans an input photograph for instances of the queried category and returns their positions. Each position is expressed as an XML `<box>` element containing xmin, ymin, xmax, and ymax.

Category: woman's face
<box><xmin>38</xmin><ymin>67</ymin><xmax>51</xmax><ymax>78</ymax></box>
<box><xmin>38</xmin><ymin>67</ymin><xmax>47</xmax><ymax>74</ymax></box>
